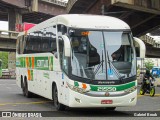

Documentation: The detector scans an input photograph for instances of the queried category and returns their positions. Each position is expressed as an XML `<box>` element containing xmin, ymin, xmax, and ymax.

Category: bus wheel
<box><xmin>22</xmin><ymin>84</ymin><xmax>25</xmax><ymax>96</ymax></box>
<box><xmin>105</xmin><ymin>107</ymin><xmax>116</xmax><ymax>111</ymax></box>
<box><xmin>21</xmin><ymin>77</ymin><xmax>25</xmax><ymax>96</ymax></box>
<box><xmin>53</xmin><ymin>86</ymin><xmax>66</xmax><ymax>111</ymax></box>
<box><xmin>24</xmin><ymin>79</ymin><xmax>32</xmax><ymax>98</ymax></box>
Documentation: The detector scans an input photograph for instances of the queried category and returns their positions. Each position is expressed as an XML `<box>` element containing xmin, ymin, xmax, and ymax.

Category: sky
<box><xmin>0</xmin><ymin>21</ymin><xmax>8</xmax><ymax>31</ymax></box>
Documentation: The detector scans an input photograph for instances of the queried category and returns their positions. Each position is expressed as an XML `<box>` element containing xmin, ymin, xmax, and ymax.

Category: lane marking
<box><xmin>0</xmin><ymin>101</ymin><xmax>52</xmax><ymax>106</ymax></box>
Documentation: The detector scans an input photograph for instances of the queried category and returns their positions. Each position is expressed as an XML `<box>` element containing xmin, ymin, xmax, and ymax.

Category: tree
<box><xmin>0</xmin><ymin>52</ymin><xmax>8</xmax><ymax>69</ymax></box>
<box><xmin>144</xmin><ymin>59</ymin><xmax>154</xmax><ymax>71</ymax></box>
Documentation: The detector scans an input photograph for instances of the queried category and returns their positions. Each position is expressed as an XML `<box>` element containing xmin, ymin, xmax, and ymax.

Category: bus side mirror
<box><xmin>62</xmin><ymin>35</ymin><xmax>71</xmax><ymax>57</ymax></box>
<box><xmin>133</xmin><ymin>37</ymin><xmax>146</xmax><ymax>58</ymax></box>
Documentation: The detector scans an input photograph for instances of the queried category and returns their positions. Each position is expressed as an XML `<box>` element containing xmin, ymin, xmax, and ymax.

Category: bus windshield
<box><xmin>69</xmin><ymin>29</ymin><xmax>136</xmax><ymax>80</ymax></box>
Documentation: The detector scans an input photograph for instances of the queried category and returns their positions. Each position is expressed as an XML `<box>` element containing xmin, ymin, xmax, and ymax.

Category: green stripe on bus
<box><xmin>90</xmin><ymin>81</ymin><xmax>136</xmax><ymax>91</ymax></box>
<box><xmin>16</xmin><ymin>56</ymin><xmax>53</xmax><ymax>71</ymax></box>
<box><xmin>31</xmin><ymin>70</ymin><xmax>33</xmax><ymax>81</ymax></box>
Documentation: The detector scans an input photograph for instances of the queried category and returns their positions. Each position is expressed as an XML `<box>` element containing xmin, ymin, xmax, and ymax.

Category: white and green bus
<box><xmin>0</xmin><ymin>59</ymin><xmax>2</xmax><ymax>77</ymax></box>
<box><xmin>16</xmin><ymin>14</ymin><xmax>145</xmax><ymax>111</ymax></box>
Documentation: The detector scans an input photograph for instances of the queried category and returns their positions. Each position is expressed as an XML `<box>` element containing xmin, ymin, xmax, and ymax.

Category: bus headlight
<box><xmin>129</xmin><ymin>97</ymin><xmax>136</xmax><ymax>103</ymax></box>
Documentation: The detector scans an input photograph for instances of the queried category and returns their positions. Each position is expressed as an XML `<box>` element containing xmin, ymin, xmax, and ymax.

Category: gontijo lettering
<box><xmin>37</xmin><ymin>60</ymin><xmax>48</xmax><ymax>68</ymax></box>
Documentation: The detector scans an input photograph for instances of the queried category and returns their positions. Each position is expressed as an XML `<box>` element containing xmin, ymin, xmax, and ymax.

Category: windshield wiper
<box><xmin>106</xmin><ymin>51</ymin><xmax>125</xmax><ymax>81</ymax></box>
<box><xmin>94</xmin><ymin>50</ymin><xmax>104</xmax><ymax>75</ymax></box>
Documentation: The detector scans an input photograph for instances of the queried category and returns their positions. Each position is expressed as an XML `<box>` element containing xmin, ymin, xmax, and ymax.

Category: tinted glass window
<box><xmin>24</xmin><ymin>26</ymin><xmax>57</xmax><ymax>54</ymax></box>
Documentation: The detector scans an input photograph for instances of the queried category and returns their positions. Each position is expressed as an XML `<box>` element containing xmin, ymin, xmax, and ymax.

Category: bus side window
<box><xmin>51</xmin><ymin>38</ymin><xmax>57</xmax><ymax>53</ymax></box>
<box><xmin>25</xmin><ymin>35</ymin><xmax>33</xmax><ymax>54</ymax></box>
<box><xmin>58</xmin><ymin>37</ymin><xmax>64</xmax><ymax>68</ymax></box>
<box><xmin>41</xmin><ymin>26</ymin><xmax>57</xmax><ymax>53</ymax></box>
<box><xmin>50</xmin><ymin>26</ymin><xmax>57</xmax><ymax>53</ymax></box>
<box><xmin>27</xmin><ymin>34</ymin><xmax>34</xmax><ymax>53</ymax></box>
<box><xmin>19</xmin><ymin>36</ymin><xmax>25</xmax><ymax>54</ymax></box>
<box><xmin>21</xmin><ymin>36</ymin><xmax>26</xmax><ymax>54</ymax></box>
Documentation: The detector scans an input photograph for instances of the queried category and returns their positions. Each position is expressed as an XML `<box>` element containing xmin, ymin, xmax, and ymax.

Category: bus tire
<box><xmin>21</xmin><ymin>76</ymin><xmax>25</xmax><ymax>96</ymax></box>
<box><xmin>53</xmin><ymin>86</ymin><xmax>66</xmax><ymax>111</ymax></box>
<box><xmin>105</xmin><ymin>107</ymin><xmax>116</xmax><ymax>111</ymax></box>
<box><xmin>24</xmin><ymin>78</ymin><xmax>32</xmax><ymax>98</ymax></box>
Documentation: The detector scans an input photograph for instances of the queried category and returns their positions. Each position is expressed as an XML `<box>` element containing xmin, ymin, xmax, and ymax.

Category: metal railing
<box><xmin>40</xmin><ymin>0</ymin><xmax>68</xmax><ymax>7</ymax></box>
<box><xmin>0</xmin><ymin>30</ymin><xmax>19</xmax><ymax>39</ymax></box>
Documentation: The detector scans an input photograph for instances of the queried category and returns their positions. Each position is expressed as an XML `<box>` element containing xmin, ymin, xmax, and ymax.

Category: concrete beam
<box><xmin>1</xmin><ymin>0</ymin><xmax>26</xmax><ymax>8</ymax></box>
<box><xmin>38</xmin><ymin>1</ymin><xmax>67</xmax><ymax>15</ymax></box>
<box><xmin>0</xmin><ymin>39</ymin><xmax>16</xmax><ymax>52</ymax></box>
<box><xmin>2</xmin><ymin>0</ymin><xmax>67</xmax><ymax>15</ymax></box>
<box><xmin>113</xmin><ymin>2</ymin><xmax>160</xmax><ymax>15</ymax></box>
<box><xmin>131</xmin><ymin>14</ymin><xmax>157</xmax><ymax>29</ymax></box>
<box><xmin>0</xmin><ymin>30</ymin><xmax>17</xmax><ymax>51</ymax></box>
<box><xmin>146</xmin><ymin>45</ymin><xmax>160</xmax><ymax>58</ymax></box>
<box><xmin>0</xmin><ymin>30</ymin><xmax>19</xmax><ymax>39</ymax></box>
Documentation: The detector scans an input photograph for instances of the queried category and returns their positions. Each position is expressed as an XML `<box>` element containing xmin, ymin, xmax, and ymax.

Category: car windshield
<box><xmin>69</xmin><ymin>29</ymin><xmax>136</xmax><ymax>80</ymax></box>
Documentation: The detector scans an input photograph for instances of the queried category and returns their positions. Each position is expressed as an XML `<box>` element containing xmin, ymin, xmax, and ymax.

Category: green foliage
<box><xmin>0</xmin><ymin>52</ymin><xmax>8</xmax><ymax>69</ymax></box>
<box><xmin>144</xmin><ymin>59</ymin><xmax>154</xmax><ymax>71</ymax></box>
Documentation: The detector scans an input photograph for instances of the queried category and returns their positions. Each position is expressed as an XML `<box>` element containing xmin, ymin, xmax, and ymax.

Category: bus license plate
<box><xmin>101</xmin><ymin>100</ymin><xmax>113</xmax><ymax>104</ymax></box>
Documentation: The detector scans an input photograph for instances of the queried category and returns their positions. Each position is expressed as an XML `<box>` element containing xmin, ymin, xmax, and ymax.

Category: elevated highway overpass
<box><xmin>0</xmin><ymin>0</ymin><xmax>67</xmax><ymax>31</ymax></box>
<box><xmin>0</xmin><ymin>30</ymin><xmax>18</xmax><ymax>52</ymax></box>
<box><xmin>67</xmin><ymin>0</ymin><xmax>160</xmax><ymax>37</ymax></box>
<box><xmin>0</xmin><ymin>0</ymin><xmax>160</xmax><ymax>58</ymax></box>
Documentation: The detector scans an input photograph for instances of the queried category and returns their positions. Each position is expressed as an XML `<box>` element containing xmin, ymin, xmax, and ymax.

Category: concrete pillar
<box><xmin>32</xmin><ymin>0</ymin><xmax>38</xmax><ymax>12</ymax></box>
<box><xmin>8</xmin><ymin>52</ymin><xmax>16</xmax><ymax>78</ymax></box>
<box><xmin>8</xmin><ymin>9</ymin><xmax>22</xmax><ymax>31</ymax></box>
<box><xmin>8</xmin><ymin>52</ymin><xmax>16</xmax><ymax>70</ymax></box>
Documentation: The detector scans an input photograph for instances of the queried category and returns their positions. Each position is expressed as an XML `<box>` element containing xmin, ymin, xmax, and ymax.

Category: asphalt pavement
<box><xmin>0</xmin><ymin>79</ymin><xmax>160</xmax><ymax>119</ymax></box>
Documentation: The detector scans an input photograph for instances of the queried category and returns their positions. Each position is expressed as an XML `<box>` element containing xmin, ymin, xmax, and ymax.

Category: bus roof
<box><xmin>18</xmin><ymin>14</ymin><xmax>130</xmax><ymax>36</ymax></box>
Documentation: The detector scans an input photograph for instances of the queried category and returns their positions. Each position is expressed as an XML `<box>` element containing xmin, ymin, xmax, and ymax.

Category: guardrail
<box><xmin>41</xmin><ymin>0</ymin><xmax>68</xmax><ymax>7</ymax></box>
<box><xmin>0</xmin><ymin>69</ymin><xmax>16</xmax><ymax>79</ymax></box>
<box><xmin>0</xmin><ymin>30</ymin><xmax>19</xmax><ymax>39</ymax></box>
